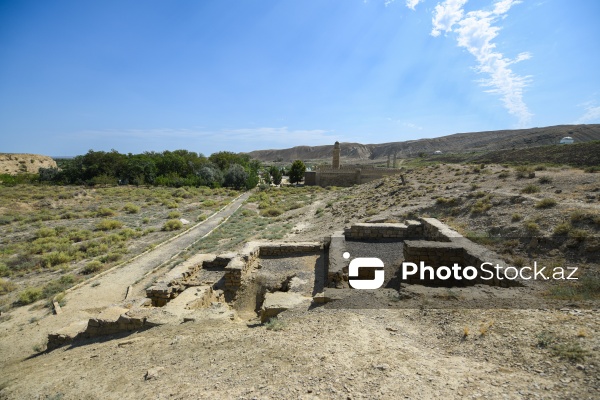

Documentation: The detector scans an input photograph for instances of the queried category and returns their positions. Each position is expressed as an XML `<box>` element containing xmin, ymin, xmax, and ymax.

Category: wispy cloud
<box><xmin>575</xmin><ymin>101</ymin><xmax>600</xmax><ymax>124</ymax></box>
<box><xmin>431</xmin><ymin>0</ymin><xmax>533</xmax><ymax>127</ymax></box>
<box><xmin>406</xmin><ymin>0</ymin><xmax>425</xmax><ymax>9</ymax></box>
<box><xmin>387</xmin><ymin>117</ymin><xmax>424</xmax><ymax>130</ymax></box>
<box><xmin>431</xmin><ymin>0</ymin><xmax>468</xmax><ymax>36</ymax></box>
<box><xmin>384</xmin><ymin>0</ymin><xmax>424</xmax><ymax>9</ymax></box>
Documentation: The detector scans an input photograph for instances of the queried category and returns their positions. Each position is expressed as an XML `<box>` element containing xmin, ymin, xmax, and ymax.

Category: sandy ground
<box><xmin>1</xmin><ymin>164</ymin><xmax>599</xmax><ymax>399</ymax></box>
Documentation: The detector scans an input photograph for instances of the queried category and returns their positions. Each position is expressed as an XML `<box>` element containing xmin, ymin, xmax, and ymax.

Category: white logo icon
<box><xmin>348</xmin><ymin>257</ymin><xmax>385</xmax><ymax>290</ymax></box>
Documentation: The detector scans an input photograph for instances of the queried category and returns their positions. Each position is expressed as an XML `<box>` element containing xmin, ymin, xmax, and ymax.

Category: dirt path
<box><xmin>64</xmin><ymin>191</ymin><xmax>252</xmax><ymax>313</ymax></box>
<box><xmin>0</xmin><ymin>191</ymin><xmax>252</xmax><ymax>366</ymax></box>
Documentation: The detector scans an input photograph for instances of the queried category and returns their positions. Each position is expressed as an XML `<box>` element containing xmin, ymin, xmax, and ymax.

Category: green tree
<box><xmin>262</xmin><ymin>170</ymin><xmax>272</xmax><ymax>185</ymax></box>
<box><xmin>223</xmin><ymin>164</ymin><xmax>248</xmax><ymax>190</ymax></box>
<box><xmin>196</xmin><ymin>163</ymin><xmax>223</xmax><ymax>187</ymax></box>
<box><xmin>289</xmin><ymin>160</ymin><xmax>306</xmax><ymax>185</ymax></box>
<box><xmin>269</xmin><ymin>166</ymin><xmax>282</xmax><ymax>185</ymax></box>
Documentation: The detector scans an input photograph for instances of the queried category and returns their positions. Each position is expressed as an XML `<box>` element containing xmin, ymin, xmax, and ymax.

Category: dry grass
<box><xmin>0</xmin><ymin>184</ymin><xmax>240</xmax><ymax>308</ymax></box>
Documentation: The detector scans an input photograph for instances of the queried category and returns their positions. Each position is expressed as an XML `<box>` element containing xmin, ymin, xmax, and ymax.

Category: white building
<box><xmin>559</xmin><ymin>136</ymin><xmax>574</xmax><ymax>144</ymax></box>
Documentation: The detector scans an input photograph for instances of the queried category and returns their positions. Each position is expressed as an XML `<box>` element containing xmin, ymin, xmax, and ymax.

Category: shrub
<box><xmin>569</xmin><ymin>210</ymin><xmax>600</xmax><ymax>224</ymax></box>
<box><xmin>551</xmin><ymin>342</ymin><xmax>589</xmax><ymax>362</ymax></box>
<box><xmin>260</xmin><ymin>207</ymin><xmax>284</xmax><ymax>217</ymax></box>
<box><xmin>0</xmin><ymin>262</ymin><xmax>9</xmax><ymax>277</ymax></box>
<box><xmin>521</xmin><ymin>184</ymin><xmax>540</xmax><ymax>194</ymax></box>
<box><xmin>96</xmin><ymin>207</ymin><xmax>117</xmax><ymax>217</ymax></box>
<box><xmin>68</xmin><ymin>229</ymin><xmax>92</xmax><ymax>242</ymax></box>
<box><xmin>524</xmin><ymin>221</ymin><xmax>539</xmax><ymax>233</ymax></box>
<box><xmin>471</xmin><ymin>198</ymin><xmax>492</xmax><ymax>214</ymax></box>
<box><xmin>42</xmin><ymin>251</ymin><xmax>72</xmax><ymax>268</ymax></box>
<box><xmin>285</xmin><ymin>202</ymin><xmax>303</xmax><ymax>211</ymax></box>
<box><xmin>498</xmin><ymin>171</ymin><xmax>510</xmax><ymax>179</ymax></box>
<box><xmin>42</xmin><ymin>275</ymin><xmax>75</xmax><ymax>298</ymax></box>
<box><xmin>100</xmin><ymin>252</ymin><xmax>122</xmax><ymax>263</ymax></box>
<box><xmin>436</xmin><ymin>197</ymin><xmax>459</xmax><ymax>206</ymax></box>
<box><xmin>538</xmin><ymin>176</ymin><xmax>552</xmax><ymax>184</ymax></box>
<box><xmin>569</xmin><ymin>229</ymin><xmax>588</xmax><ymax>242</ymax></box>
<box><xmin>165</xmin><ymin>202</ymin><xmax>179</xmax><ymax>209</ymax></box>
<box><xmin>122</xmin><ymin>203</ymin><xmax>140</xmax><ymax>214</ymax></box>
<box><xmin>584</xmin><ymin>166</ymin><xmax>599</xmax><ymax>173</ymax></box>
<box><xmin>168</xmin><ymin>211</ymin><xmax>181</xmax><ymax>219</ymax></box>
<box><xmin>35</xmin><ymin>227</ymin><xmax>56</xmax><ymax>238</ymax></box>
<box><xmin>553</xmin><ymin>222</ymin><xmax>571</xmax><ymax>235</ymax></box>
<box><xmin>0</xmin><ymin>278</ymin><xmax>17</xmax><ymax>295</ymax></box>
<box><xmin>163</xmin><ymin>219</ymin><xmax>183</xmax><ymax>231</ymax></box>
<box><xmin>535</xmin><ymin>198</ymin><xmax>557</xmax><ymax>208</ymax></box>
<box><xmin>264</xmin><ymin>317</ymin><xmax>286</xmax><ymax>331</ymax></box>
<box><xmin>511</xmin><ymin>213</ymin><xmax>522</xmax><ymax>222</ymax></box>
<box><xmin>96</xmin><ymin>219</ymin><xmax>123</xmax><ymax>231</ymax></box>
<box><xmin>515</xmin><ymin>166</ymin><xmax>535</xmax><ymax>179</ymax></box>
<box><xmin>81</xmin><ymin>260</ymin><xmax>103</xmax><ymax>275</ymax></box>
<box><xmin>18</xmin><ymin>287</ymin><xmax>43</xmax><ymax>305</ymax></box>
<box><xmin>0</xmin><ymin>215</ymin><xmax>16</xmax><ymax>225</ymax></box>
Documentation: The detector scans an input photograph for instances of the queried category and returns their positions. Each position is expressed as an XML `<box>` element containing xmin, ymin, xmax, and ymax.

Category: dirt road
<box><xmin>0</xmin><ymin>191</ymin><xmax>252</xmax><ymax>366</ymax></box>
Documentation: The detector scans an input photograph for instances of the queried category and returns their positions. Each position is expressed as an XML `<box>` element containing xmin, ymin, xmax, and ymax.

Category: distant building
<box><xmin>304</xmin><ymin>142</ymin><xmax>403</xmax><ymax>187</ymax></box>
<box><xmin>433</xmin><ymin>150</ymin><xmax>443</xmax><ymax>155</ymax></box>
<box><xmin>559</xmin><ymin>136</ymin><xmax>574</xmax><ymax>144</ymax></box>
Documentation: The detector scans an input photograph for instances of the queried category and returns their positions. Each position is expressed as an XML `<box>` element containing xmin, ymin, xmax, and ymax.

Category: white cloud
<box><xmin>431</xmin><ymin>0</ymin><xmax>468</xmax><ymax>37</ymax></box>
<box><xmin>403</xmin><ymin>122</ymin><xmax>424</xmax><ymax>130</ymax></box>
<box><xmin>575</xmin><ymin>102</ymin><xmax>600</xmax><ymax>124</ymax></box>
<box><xmin>431</xmin><ymin>0</ymin><xmax>533</xmax><ymax>126</ymax></box>
<box><xmin>406</xmin><ymin>0</ymin><xmax>424</xmax><ymax>10</ymax></box>
<box><xmin>493</xmin><ymin>0</ymin><xmax>521</xmax><ymax>15</ymax></box>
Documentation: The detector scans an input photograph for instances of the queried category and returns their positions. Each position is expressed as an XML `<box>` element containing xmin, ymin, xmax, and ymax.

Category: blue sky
<box><xmin>1</xmin><ymin>0</ymin><xmax>599</xmax><ymax>156</ymax></box>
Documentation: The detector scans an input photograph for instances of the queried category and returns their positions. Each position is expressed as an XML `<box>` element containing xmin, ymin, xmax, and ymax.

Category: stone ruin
<box><xmin>304</xmin><ymin>141</ymin><xmax>404</xmax><ymax>187</ymax></box>
<box><xmin>47</xmin><ymin>217</ymin><xmax>524</xmax><ymax>350</ymax></box>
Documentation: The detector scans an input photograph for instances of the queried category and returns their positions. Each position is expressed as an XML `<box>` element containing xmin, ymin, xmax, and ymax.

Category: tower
<box><xmin>332</xmin><ymin>141</ymin><xmax>340</xmax><ymax>169</ymax></box>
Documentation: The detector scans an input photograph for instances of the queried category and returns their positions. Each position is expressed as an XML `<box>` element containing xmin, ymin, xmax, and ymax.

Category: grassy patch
<box><xmin>260</xmin><ymin>207</ymin><xmax>284</xmax><ymax>217</ymax></box>
<box><xmin>122</xmin><ymin>203</ymin><xmax>140</xmax><ymax>214</ymax></box>
<box><xmin>95</xmin><ymin>219</ymin><xmax>123</xmax><ymax>231</ymax></box>
<box><xmin>545</xmin><ymin>275</ymin><xmax>600</xmax><ymax>300</ymax></box>
<box><xmin>163</xmin><ymin>219</ymin><xmax>183</xmax><ymax>231</ymax></box>
<box><xmin>535</xmin><ymin>198</ymin><xmax>557</xmax><ymax>209</ymax></box>
<box><xmin>551</xmin><ymin>342</ymin><xmax>589</xmax><ymax>362</ymax></box>
<box><xmin>0</xmin><ymin>278</ymin><xmax>17</xmax><ymax>295</ymax></box>
<box><xmin>264</xmin><ymin>317</ymin><xmax>286</xmax><ymax>331</ymax></box>
<box><xmin>521</xmin><ymin>184</ymin><xmax>540</xmax><ymax>194</ymax></box>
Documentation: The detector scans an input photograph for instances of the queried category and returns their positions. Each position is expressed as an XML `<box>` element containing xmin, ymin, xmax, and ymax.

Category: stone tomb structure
<box><xmin>47</xmin><ymin>218</ymin><xmax>523</xmax><ymax>349</ymax></box>
<box><xmin>304</xmin><ymin>141</ymin><xmax>403</xmax><ymax>187</ymax></box>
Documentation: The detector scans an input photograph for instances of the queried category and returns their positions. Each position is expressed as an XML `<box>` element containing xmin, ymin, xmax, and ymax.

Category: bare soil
<box><xmin>0</xmin><ymin>163</ymin><xmax>599</xmax><ymax>399</ymax></box>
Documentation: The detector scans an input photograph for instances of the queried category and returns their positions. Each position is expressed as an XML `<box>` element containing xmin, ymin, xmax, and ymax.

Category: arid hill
<box><xmin>247</xmin><ymin>124</ymin><xmax>600</xmax><ymax>162</ymax></box>
<box><xmin>0</xmin><ymin>153</ymin><xmax>57</xmax><ymax>175</ymax></box>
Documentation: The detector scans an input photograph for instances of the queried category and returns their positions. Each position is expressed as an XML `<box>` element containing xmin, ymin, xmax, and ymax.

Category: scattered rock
<box><xmin>373</xmin><ymin>364</ymin><xmax>389</xmax><ymax>371</ymax></box>
<box><xmin>144</xmin><ymin>366</ymin><xmax>164</xmax><ymax>381</ymax></box>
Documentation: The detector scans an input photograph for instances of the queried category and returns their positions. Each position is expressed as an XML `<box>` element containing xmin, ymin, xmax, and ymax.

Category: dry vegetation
<box><xmin>0</xmin><ymin>185</ymin><xmax>240</xmax><ymax>310</ymax></box>
<box><xmin>0</xmin><ymin>160</ymin><xmax>599</xmax><ymax>399</ymax></box>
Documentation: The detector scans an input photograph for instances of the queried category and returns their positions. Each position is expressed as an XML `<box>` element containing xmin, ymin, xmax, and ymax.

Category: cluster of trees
<box><xmin>39</xmin><ymin>150</ymin><xmax>261</xmax><ymax>189</ymax></box>
<box><xmin>260</xmin><ymin>160</ymin><xmax>306</xmax><ymax>186</ymax></box>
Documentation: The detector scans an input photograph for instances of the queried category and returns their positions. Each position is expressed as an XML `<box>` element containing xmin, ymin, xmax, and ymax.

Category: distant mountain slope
<box><xmin>472</xmin><ymin>141</ymin><xmax>600</xmax><ymax>167</ymax></box>
<box><xmin>0</xmin><ymin>153</ymin><xmax>57</xmax><ymax>175</ymax></box>
<box><xmin>247</xmin><ymin>124</ymin><xmax>600</xmax><ymax>162</ymax></box>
